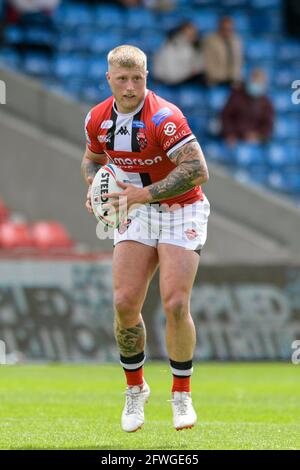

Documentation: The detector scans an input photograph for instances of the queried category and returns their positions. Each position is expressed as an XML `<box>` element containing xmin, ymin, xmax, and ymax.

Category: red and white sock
<box><xmin>120</xmin><ymin>352</ymin><xmax>145</xmax><ymax>388</ymax></box>
<box><xmin>169</xmin><ymin>358</ymin><xmax>193</xmax><ymax>394</ymax></box>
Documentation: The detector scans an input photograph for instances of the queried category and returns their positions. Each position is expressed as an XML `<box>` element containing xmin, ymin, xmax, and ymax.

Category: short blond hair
<box><xmin>107</xmin><ymin>45</ymin><xmax>147</xmax><ymax>71</ymax></box>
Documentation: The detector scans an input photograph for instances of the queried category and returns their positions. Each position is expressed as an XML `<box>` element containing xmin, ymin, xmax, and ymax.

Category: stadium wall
<box><xmin>0</xmin><ymin>256</ymin><xmax>299</xmax><ymax>362</ymax></box>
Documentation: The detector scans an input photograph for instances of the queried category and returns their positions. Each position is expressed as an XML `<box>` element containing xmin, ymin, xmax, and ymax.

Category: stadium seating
<box><xmin>1</xmin><ymin>0</ymin><xmax>299</xmax><ymax>205</ymax></box>
<box><xmin>0</xmin><ymin>221</ymin><xmax>33</xmax><ymax>249</ymax></box>
<box><xmin>31</xmin><ymin>221</ymin><xmax>74</xmax><ymax>250</ymax></box>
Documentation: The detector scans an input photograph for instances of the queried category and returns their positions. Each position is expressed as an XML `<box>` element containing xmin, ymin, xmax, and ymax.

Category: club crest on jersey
<box><xmin>116</xmin><ymin>126</ymin><xmax>130</xmax><ymax>136</ymax></box>
<box><xmin>101</xmin><ymin>120</ymin><xmax>113</xmax><ymax>129</ymax></box>
<box><xmin>152</xmin><ymin>107</ymin><xmax>173</xmax><ymax>126</ymax></box>
<box><xmin>118</xmin><ymin>218</ymin><xmax>132</xmax><ymax>234</ymax></box>
<box><xmin>136</xmin><ymin>130</ymin><xmax>148</xmax><ymax>150</ymax></box>
<box><xmin>185</xmin><ymin>229</ymin><xmax>199</xmax><ymax>240</ymax></box>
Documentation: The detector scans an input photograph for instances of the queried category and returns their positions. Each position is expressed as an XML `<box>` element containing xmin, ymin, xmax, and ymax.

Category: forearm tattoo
<box><xmin>114</xmin><ymin>320</ymin><xmax>146</xmax><ymax>357</ymax></box>
<box><xmin>81</xmin><ymin>159</ymin><xmax>102</xmax><ymax>182</ymax></box>
<box><xmin>148</xmin><ymin>141</ymin><xmax>209</xmax><ymax>201</ymax></box>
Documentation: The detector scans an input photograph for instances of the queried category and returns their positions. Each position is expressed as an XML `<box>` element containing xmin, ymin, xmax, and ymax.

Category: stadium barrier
<box><xmin>0</xmin><ymin>254</ymin><xmax>299</xmax><ymax>362</ymax></box>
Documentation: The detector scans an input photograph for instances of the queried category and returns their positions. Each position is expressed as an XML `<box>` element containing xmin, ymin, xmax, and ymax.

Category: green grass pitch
<box><xmin>0</xmin><ymin>362</ymin><xmax>299</xmax><ymax>450</ymax></box>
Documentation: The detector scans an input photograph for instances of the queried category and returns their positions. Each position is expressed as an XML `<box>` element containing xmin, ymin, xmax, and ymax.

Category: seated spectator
<box><xmin>153</xmin><ymin>21</ymin><xmax>205</xmax><ymax>86</ymax></box>
<box><xmin>220</xmin><ymin>69</ymin><xmax>274</xmax><ymax>146</ymax></box>
<box><xmin>203</xmin><ymin>16</ymin><xmax>243</xmax><ymax>87</ymax></box>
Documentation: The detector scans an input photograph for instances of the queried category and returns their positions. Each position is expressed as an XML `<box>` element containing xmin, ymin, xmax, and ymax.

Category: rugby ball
<box><xmin>91</xmin><ymin>164</ymin><xmax>130</xmax><ymax>228</ymax></box>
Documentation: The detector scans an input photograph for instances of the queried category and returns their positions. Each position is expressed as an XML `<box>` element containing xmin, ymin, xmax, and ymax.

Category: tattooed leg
<box><xmin>114</xmin><ymin>317</ymin><xmax>146</xmax><ymax>357</ymax></box>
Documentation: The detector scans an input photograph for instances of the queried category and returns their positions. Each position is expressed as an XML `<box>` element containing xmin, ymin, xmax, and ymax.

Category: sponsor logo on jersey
<box><xmin>113</xmin><ymin>156</ymin><xmax>162</xmax><ymax>166</ymax></box>
<box><xmin>116</xmin><ymin>126</ymin><xmax>130</xmax><ymax>136</ymax></box>
<box><xmin>101</xmin><ymin>120</ymin><xmax>113</xmax><ymax>129</ymax></box>
<box><xmin>185</xmin><ymin>229</ymin><xmax>199</xmax><ymax>240</ymax></box>
<box><xmin>152</xmin><ymin>107</ymin><xmax>173</xmax><ymax>126</ymax></box>
<box><xmin>132</xmin><ymin>120</ymin><xmax>146</xmax><ymax>128</ymax></box>
<box><xmin>136</xmin><ymin>130</ymin><xmax>148</xmax><ymax>150</ymax></box>
<box><xmin>164</xmin><ymin>130</ymin><xmax>188</xmax><ymax>149</ymax></box>
<box><xmin>164</xmin><ymin>122</ymin><xmax>177</xmax><ymax>136</ymax></box>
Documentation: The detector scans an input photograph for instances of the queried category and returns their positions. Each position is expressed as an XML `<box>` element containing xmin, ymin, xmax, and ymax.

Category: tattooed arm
<box><xmin>102</xmin><ymin>140</ymin><xmax>209</xmax><ymax>212</ymax></box>
<box><xmin>81</xmin><ymin>145</ymin><xmax>108</xmax><ymax>184</ymax></box>
<box><xmin>145</xmin><ymin>140</ymin><xmax>209</xmax><ymax>202</ymax></box>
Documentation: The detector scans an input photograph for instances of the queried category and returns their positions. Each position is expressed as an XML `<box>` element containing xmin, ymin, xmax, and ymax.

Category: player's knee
<box><xmin>163</xmin><ymin>294</ymin><xmax>188</xmax><ymax>321</ymax></box>
<box><xmin>114</xmin><ymin>291</ymin><xmax>139</xmax><ymax>320</ymax></box>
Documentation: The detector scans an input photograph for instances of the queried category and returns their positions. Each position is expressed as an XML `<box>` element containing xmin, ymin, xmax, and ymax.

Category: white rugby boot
<box><xmin>121</xmin><ymin>381</ymin><xmax>150</xmax><ymax>432</ymax></box>
<box><xmin>170</xmin><ymin>391</ymin><xmax>197</xmax><ymax>430</ymax></box>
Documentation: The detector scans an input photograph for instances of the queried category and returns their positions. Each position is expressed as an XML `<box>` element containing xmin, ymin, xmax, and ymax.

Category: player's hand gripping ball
<box><xmin>91</xmin><ymin>164</ymin><xmax>129</xmax><ymax>228</ymax></box>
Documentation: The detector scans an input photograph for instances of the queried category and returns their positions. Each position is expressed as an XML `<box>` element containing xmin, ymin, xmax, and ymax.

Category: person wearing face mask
<box><xmin>220</xmin><ymin>69</ymin><xmax>274</xmax><ymax>146</ymax></box>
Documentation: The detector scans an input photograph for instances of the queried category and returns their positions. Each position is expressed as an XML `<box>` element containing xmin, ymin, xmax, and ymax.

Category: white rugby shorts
<box><xmin>114</xmin><ymin>195</ymin><xmax>210</xmax><ymax>253</ymax></box>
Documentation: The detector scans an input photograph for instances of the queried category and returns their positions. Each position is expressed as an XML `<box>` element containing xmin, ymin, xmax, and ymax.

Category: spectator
<box><xmin>7</xmin><ymin>0</ymin><xmax>60</xmax><ymax>18</ymax></box>
<box><xmin>203</xmin><ymin>16</ymin><xmax>243</xmax><ymax>86</ymax></box>
<box><xmin>220</xmin><ymin>69</ymin><xmax>274</xmax><ymax>146</ymax></box>
<box><xmin>153</xmin><ymin>21</ymin><xmax>205</xmax><ymax>86</ymax></box>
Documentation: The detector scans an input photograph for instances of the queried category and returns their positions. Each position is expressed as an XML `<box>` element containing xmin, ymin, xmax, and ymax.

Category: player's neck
<box><xmin>113</xmin><ymin>91</ymin><xmax>148</xmax><ymax>115</ymax></box>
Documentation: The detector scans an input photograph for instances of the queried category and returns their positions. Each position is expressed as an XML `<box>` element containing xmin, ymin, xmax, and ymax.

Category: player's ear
<box><xmin>106</xmin><ymin>71</ymin><xmax>110</xmax><ymax>82</ymax></box>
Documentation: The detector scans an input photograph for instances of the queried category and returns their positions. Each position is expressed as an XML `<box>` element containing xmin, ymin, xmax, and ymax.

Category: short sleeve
<box><xmin>84</xmin><ymin>110</ymin><xmax>104</xmax><ymax>154</ymax></box>
<box><xmin>152</xmin><ymin>106</ymin><xmax>195</xmax><ymax>158</ymax></box>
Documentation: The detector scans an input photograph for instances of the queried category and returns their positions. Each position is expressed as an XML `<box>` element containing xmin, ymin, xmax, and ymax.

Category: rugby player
<box><xmin>81</xmin><ymin>45</ymin><xmax>210</xmax><ymax>432</ymax></box>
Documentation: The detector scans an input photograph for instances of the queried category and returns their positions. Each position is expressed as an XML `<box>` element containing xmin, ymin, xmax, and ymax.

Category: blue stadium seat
<box><xmin>188</xmin><ymin>114</ymin><xmax>208</xmax><ymax>138</ymax></box>
<box><xmin>4</xmin><ymin>26</ymin><xmax>24</xmax><ymax>46</ymax></box>
<box><xmin>186</xmin><ymin>10</ymin><xmax>219</xmax><ymax>32</ymax></box>
<box><xmin>90</xmin><ymin>32</ymin><xmax>123</xmax><ymax>54</ymax></box>
<box><xmin>23</xmin><ymin>53</ymin><xmax>51</xmax><ymax>76</ymax></box>
<box><xmin>245</xmin><ymin>39</ymin><xmax>275</xmax><ymax>60</ymax></box>
<box><xmin>249</xmin><ymin>0</ymin><xmax>282</xmax><ymax>8</ymax></box>
<box><xmin>152</xmin><ymin>85</ymin><xmax>178</xmax><ymax>104</ymax></box>
<box><xmin>94</xmin><ymin>5</ymin><xmax>124</xmax><ymax>28</ymax></box>
<box><xmin>157</xmin><ymin>11</ymin><xmax>187</xmax><ymax>32</ymax></box>
<box><xmin>24</xmin><ymin>27</ymin><xmax>55</xmax><ymax>47</ymax></box>
<box><xmin>126</xmin><ymin>8</ymin><xmax>157</xmax><ymax>31</ymax></box>
<box><xmin>207</xmin><ymin>87</ymin><xmax>230</xmax><ymax>112</ymax></box>
<box><xmin>268</xmin><ymin>171</ymin><xmax>300</xmax><ymax>194</ymax></box>
<box><xmin>274</xmin><ymin>65</ymin><xmax>298</xmax><ymax>88</ymax></box>
<box><xmin>54</xmin><ymin>54</ymin><xmax>87</xmax><ymax>79</ymax></box>
<box><xmin>0</xmin><ymin>48</ymin><xmax>20</xmax><ymax>69</ymax></box>
<box><xmin>88</xmin><ymin>57</ymin><xmax>108</xmax><ymax>81</ymax></box>
<box><xmin>273</xmin><ymin>117</ymin><xmax>299</xmax><ymax>140</ymax></box>
<box><xmin>220</xmin><ymin>0</ymin><xmax>248</xmax><ymax>6</ymax></box>
<box><xmin>234</xmin><ymin>143</ymin><xmax>265</xmax><ymax>167</ymax></box>
<box><xmin>271</xmin><ymin>91</ymin><xmax>295</xmax><ymax>113</ymax></box>
<box><xmin>277</xmin><ymin>41</ymin><xmax>300</xmax><ymax>61</ymax></box>
<box><xmin>233</xmin><ymin>167</ymin><xmax>269</xmax><ymax>187</ymax></box>
<box><xmin>203</xmin><ymin>141</ymin><xmax>236</xmax><ymax>165</ymax></box>
<box><xmin>178</xmin><ymin>86</ymin><xmax>206</xmax><ymax>111</ymax></box>
<box><xmin>230</xmin><ymin>12</ymin><xmax>250</xmax><ymax>34</ymax></box>
<box><xmin>53</xmin><ymin>3</ymin><xmax>93</xmax><ymax>28</ymax></box>
<box><xmin>190</xmin><ymin>0</ymin><xmax>218</xmax><ymax>5</ymax></box>
<box><xmin>249</xmin><ymin>11</ymin><xmax>281</xmax><ymax>34</ymax></box>
<box><xmin>267</xmin><ymin>144</ymin><xmax>299</xmax><ymax>168</ymax></box>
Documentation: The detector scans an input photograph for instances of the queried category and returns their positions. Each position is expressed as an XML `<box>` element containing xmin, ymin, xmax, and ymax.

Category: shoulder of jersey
<box><xmin>89</xmin><ymin>96</ymin><xmax>114</xmax><ymax>120</ymax></box>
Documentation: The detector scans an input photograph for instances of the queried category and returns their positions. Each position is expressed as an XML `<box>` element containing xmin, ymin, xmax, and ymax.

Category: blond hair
<box><xmin>107</xmin><ymin>45</ymin><xmax>147</xmax><ymax>71</ymax></box>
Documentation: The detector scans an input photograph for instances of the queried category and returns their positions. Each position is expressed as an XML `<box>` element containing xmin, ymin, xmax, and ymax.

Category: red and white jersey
<box><xmin>85</xmin><ymin>89</ymin><xmax>204</xmax><ymax>206</ymax></box>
